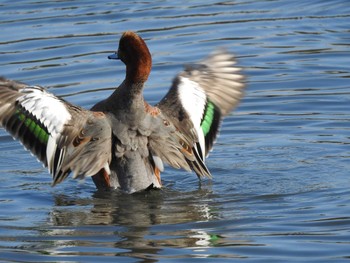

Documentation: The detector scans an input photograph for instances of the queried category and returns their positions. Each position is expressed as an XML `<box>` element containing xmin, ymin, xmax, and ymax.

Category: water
<box><xmin>0</xmin><ymin>0</ymin><xmax>350</xmax><ymax>262</ymax></box>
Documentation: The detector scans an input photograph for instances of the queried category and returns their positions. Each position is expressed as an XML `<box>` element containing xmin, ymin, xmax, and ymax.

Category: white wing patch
<box><xmin>16</xmin><ymin>86</ymin><xmax>72</xmax><ymax>172</ymax></box>
<box><xmin>17</xmin><ymin>86</ymin><xmax>71</xmax><ymax>134</ymax></box>
<box><xmin>177</xmin><ymin>76</ymin><xmax>207</xmax><ymax>160</ymax></box>
<box><xmin>178</xmin><ymin>77</ymin><xmax>206</xmax><ymax>129</ymax></box>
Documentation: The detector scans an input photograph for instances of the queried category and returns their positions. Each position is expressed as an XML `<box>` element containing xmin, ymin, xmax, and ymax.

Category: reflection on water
<box><xmin>1</xmin><ymin>0</ymin><xmax>350</xmax><ymax>261</ymax></box>
<box><xmin>51</xmin><ymin>189</ymin><xmax>215</xmax><ymax>226</ymax></box>
<box><xmin>44</xmin><ymin>188</ymin><xmax>227</xmax><ymax>258</ymax></box>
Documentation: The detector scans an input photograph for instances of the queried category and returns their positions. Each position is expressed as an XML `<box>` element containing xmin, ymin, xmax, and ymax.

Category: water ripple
<box><xmin>1</xmin><ymin>0</ymin><xmax>350</xmax><ymax>262</ymax></box>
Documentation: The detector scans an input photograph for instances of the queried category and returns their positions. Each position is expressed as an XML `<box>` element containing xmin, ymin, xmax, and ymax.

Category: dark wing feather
<box><xmin>157</xmin><ymin>50</ymin><xmax>245</xmax><ymax>178</ymax></box>
<box><xmin>0</xmin><ymin>77</ymin><xmax>112</xmax><ymax>185</ymax></box>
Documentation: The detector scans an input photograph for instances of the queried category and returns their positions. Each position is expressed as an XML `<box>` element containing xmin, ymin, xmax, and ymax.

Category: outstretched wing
<box><xmin>0</xmin><ymin>77</ymin><xmax>112</xmax><ymax>185</ymax></box>
<box><xmin>157</xmin><ymin>50</ymin><xmax>245</xmax><ymax>177</ymax></box>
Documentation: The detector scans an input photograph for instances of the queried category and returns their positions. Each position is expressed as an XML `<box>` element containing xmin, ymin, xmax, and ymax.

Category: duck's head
<box><xmin>109</xmin><ymin>31</ymin><xmax>152</xmax><ymax>83</ymax></box>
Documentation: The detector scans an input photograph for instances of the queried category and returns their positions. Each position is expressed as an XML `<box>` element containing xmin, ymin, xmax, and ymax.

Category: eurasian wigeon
<box><xmin>0</xmin><ymin>31</ymin><xmax>245</xmax><ymax>193</ymax></box>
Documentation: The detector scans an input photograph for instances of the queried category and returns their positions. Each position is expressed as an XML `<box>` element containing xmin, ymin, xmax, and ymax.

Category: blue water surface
<box><xmin>0</xmin><ymin>0</ymin><xmax>350</xmax><ymax>262</ymax></box>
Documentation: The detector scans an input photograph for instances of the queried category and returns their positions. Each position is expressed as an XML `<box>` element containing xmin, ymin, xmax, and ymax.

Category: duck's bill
<box><xmin>108</xmin><ymin>53</ymin><xmax>119</xmax><ymax>60</ymax></box>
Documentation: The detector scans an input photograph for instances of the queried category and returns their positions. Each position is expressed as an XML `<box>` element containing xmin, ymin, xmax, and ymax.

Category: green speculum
<box><xmin>201</xmin><ymin>101</ymin><xmax>215</xmax><ymax>136</ymax></box>
<box><xmin>16</xmin><ymin>109</ymin><xmax>49</xmax><ymax>144</ymax></box>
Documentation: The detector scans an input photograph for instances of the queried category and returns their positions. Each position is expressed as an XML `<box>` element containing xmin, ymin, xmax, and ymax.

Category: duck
<box><xmin>0</xmin><ymin>31</ymin><xmax>245</xmax><ymax>193</ymax></box>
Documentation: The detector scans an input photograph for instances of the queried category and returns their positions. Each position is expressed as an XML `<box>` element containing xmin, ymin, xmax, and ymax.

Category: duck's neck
<box><xmin>125</xmin><ymin>71</ymin><xmax>146</xmax><ymax>92</ymax></box>
<box><xmin>109</xmin><ymin>59</ymin><xmax>151</xmax><ymax>112</ymax></box>
<box><xmin>117</xmin><ymin>79</ymin><xmax>144</xmax><ymax>102</ymax></box>
<box><xmin>125</xmin><ymin>59</ymin><xmax>150</xmax><ymax>87</ymax></box>
<box><xmin>117</xmin><ymin>63</ymin><xmax>149</xmax><ymax>107</ymax></box>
